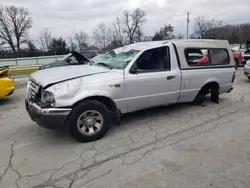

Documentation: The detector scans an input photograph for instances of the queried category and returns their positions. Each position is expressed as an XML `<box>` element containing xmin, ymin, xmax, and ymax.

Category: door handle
<box><xmin>167</xmin><ymin>75</ymin><xmax>176</xmax><ymax>80</ymax></box>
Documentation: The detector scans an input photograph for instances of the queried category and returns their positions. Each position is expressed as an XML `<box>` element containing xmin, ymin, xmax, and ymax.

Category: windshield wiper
<box><xmin>96</xmin><ymin>63</ymin><xmax>113</xmax><ymax>70</ymax></box>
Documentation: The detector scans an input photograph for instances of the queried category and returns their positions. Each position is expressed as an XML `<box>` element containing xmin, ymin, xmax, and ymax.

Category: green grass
<box><xmin>10</xmin><ymin>68</ymin><xmax>38</xmax><ymax>77</ymax></box>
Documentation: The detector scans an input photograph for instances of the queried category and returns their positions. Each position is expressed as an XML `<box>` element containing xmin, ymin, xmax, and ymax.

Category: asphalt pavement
<box><xmin>0</xmin><ymin>69</ymin><xmax>250</xmax><ymax>188</ymax></box>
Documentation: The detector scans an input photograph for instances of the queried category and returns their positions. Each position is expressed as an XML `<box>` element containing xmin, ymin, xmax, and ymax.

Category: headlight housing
<box><xmin>41</xmin><ymin>90</ymin><xmax>55</xmax><ymax>105</ymax></box>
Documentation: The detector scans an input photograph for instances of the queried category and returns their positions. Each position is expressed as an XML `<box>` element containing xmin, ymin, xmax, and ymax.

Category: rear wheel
<box><xmin>211</xmin><ymin>87</ymin><xmax>219</xmax><ymax>103</ymax></box>
<box><xmin>194</xmin><ymin>89</ymin><xmax>207</xmax><ymax>105</ymax></box>
<box><xmin>194</xmin><ymin>83</ymin><xmax>219</xmax><ymax>105</ymax></box>
<box><xmin>68</xmin><ymin>100</ymin><xmax>111</xmax><ymax>142</ymax></box>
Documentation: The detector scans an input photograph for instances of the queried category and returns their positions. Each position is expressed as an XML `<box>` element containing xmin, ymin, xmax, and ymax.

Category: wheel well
<box><xmin>199</xmin><ymin>82</ymin><xmax>219</xmax><ymax>95</ymax></box>
<box><xmin>74</xmin><ymin>96</ymin><xmax>118</xmax><ymax>113</ymax></box>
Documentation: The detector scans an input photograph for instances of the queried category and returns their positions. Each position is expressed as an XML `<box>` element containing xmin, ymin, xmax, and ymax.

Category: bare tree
<box><xmin>152</xmin><ymin>24</ymin><xmax>174</xmax><ymax>41</ymax></box>
<box><xmin>193</xmin><ymin>16</ymin><xmax>223</xmax><ymax>39</ymax></box>
<box><xmin>142</xmin><ymin>36</ymin><xmax>152</xmax><ymax>42</ymax></box>
<box><xmin>68</xmin><ymin>36</ymin><xmax>77</xmax><ymax>51</ymax></box>
<box><xmin>204</xmin><ymin>23</ymin><xmax>250</xmax><ymax>43</ymax></box>
<box><xmin>174</xmin><ymin>33</ymin><xmax>184</xmax><ymax>39</ymax></box>
<box><xmin>189</xmin><ymin>33</ymin><xmax>198</xmax><ymax>39</ymax></box>
<box><xmin>206</xmin><ymin>19</ymin><xmax>223</xmax><ymax>38</ymax></box>
<box><xmin>159</xmin><ymin>24</ymin><xmax>174</xmax><ymax>39</ymax></box>
<box><xmin>38</xmin><ymin>28</ymin><xmax>52</xmax><ymax>51</ymax></box>
<box><xmin>0</xmin><ymin>5</ymin><xmax>32</xmax><ymax>57</ymax></box>
<box><xmin>112</xmin><ymin>17</ymin><xmax>124</xmax><ymax>46</ymax></box>
<box><xmin>238</xmin><ymin>23</ymin><xmax>250</xmax><ymax>43</ymax></box>
<box><xmin>193</xmin><ymin>16</ymin><xmax>207</xmax><ymax>39</ymax></box>
<box><xmin>73</xmin><ymin>30</ymin><xmax>88</xmax><ymax>51</ymax></box>
<box><xmin>135</xmin><ymin>26</ymin><xmax>143</xmax><ymax>42</ymax></box>
<box><xmin>93</xmin><ymin>23</ymin><xmax>111</xmax><ymax>49</ymax></box>
<box><xmin>123</xmin><ymin>8</ymin><xmax>146</xmax><ymax>44</ymax></box>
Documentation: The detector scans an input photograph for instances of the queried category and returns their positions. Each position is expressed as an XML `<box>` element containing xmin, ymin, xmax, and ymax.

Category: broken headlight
<box><xmin>41</xmin><ymin>89</ymin><xmax>55</xmax><ymax>105</ymax></box>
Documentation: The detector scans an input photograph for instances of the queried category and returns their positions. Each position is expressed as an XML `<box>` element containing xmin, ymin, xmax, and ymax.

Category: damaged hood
<box><xmin>30</xmin><ymin>65</ymin><xmax>109</xmax><ymax>87</ymax></box>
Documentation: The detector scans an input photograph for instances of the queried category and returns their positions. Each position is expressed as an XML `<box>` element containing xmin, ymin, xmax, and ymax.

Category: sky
<box><xmin>1</xmin><ymin>0</ymin><xmax>250</xmax><ymax>44</ymax></box>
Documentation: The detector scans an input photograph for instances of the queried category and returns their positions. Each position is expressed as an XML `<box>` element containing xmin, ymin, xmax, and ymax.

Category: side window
<box><xmin>185</xmin><ymin>48</ymin><xmax>209</xmax><ymax>66</ymax></box>
<box><xmin>185</xmin><ymin>48</ymin><xmax>230</xmax><ymax>66</ymax></box>
<box><xmin>135</xmin><ymin>47</ymin><xmax>170</xmax><ymax>72</ymax></box>
<box><xmin>239</xmin><ymin>44</ymin><xmax>246</xmax><ymax>50</ymax></box>
<box><xmin>67</xmin><ymin>55</ymin><xmax>78</xmax><ymax>64</ymax></box>
<box><xmin>210</xmin><ymin>49</ymin><xmax>229</xmax><ymax>65</ymax></box>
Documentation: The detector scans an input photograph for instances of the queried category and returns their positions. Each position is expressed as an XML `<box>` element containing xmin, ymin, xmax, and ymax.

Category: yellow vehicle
<box><xmin>0</xmin><ymin>66</ymin><xmax>15</xmax><ymax>98</ymax></box>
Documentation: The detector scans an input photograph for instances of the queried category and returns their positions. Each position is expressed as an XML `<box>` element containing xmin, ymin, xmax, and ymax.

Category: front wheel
<box><xmin>68</xmin><ymin>100</ymin><xmax>111</xmax><ymax>142</ymax></box>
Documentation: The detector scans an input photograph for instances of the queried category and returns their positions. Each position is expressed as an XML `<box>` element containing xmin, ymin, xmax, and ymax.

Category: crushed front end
<box><xmin>25</xmin><ymin>79</ymin><xmax>71</xmax><ymax>129</ymax></box>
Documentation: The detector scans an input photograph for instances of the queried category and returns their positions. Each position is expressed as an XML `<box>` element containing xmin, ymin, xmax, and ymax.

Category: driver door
<box><xmin>124</xmin><ymin>46</ymin><xmax>181</xmax><ymax>112</ymax></box>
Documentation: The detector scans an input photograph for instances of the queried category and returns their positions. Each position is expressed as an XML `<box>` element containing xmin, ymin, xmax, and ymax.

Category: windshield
<box><xmin>91</xmin><ymin>48</ymin><xmax>140</xmax><ymax>69</ymax></box>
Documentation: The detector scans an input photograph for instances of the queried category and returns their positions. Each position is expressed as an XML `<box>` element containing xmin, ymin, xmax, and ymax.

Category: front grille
<box><xmin>27</xmin><ymin>80</ymin><xmax>41</xmax><ymax>102</ymax></box>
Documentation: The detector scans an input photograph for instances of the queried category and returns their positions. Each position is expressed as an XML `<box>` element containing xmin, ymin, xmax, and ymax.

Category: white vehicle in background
<box><xmin>238</xmin><ymin>40</ymin><xmax>250</xmax><ymax>65</ymax></box>
<box><xmin>244</xmin><ymin>60</ymin><xmax>250</xmax><ymax>80</ymax></box>
<box><xmin>25</xmin><ymin>39</ymin><xmax>235</xmax><ymax>142</ymax></box>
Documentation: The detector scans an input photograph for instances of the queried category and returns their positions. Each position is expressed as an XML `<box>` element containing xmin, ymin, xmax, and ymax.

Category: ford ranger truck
<box><xmin>25</xmin><ymin>40</ymin><xmax>235</xmax><ymax>142</ymax></box>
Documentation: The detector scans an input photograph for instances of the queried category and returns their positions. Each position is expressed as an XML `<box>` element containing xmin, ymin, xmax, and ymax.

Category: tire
<box><xmin>194</xmin><ymin>83</ymin><xmax>219</xmax><ymax>105</ymax></box>
<box><xmin>194</xmin><ymin>91</ymin><xmax>206</xmax><ymax>105</ymax></box>
<box><xmin>68</xmin><ymin>100</ymin><xmax>111</xmax><ymax>142</ymax></box>
<box><xmin>248</xmin><ymin>77</ymin><xmax>250</xmax><ymax>81</ymax></box>
<box><xmin>211</xmin><ymin>89</ymin><xmax>219</xmax><ymax>103</ymax></box>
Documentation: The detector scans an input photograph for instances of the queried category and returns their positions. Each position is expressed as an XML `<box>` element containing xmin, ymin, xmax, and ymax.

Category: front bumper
<box><xmin>25</xmin><ymin>100</ymin><xmax>71</xmax><ymax>130</ymax></box>
<box><xmin>0</xmin><ymin>77</ymin><xmax>15</xmax><ymax>98</ymax></box>
<box><xmin>7</xmin><ymin>89</ymin><xmax>15</xmax><ymax>96</ymax></box>
<box><xmin>244</xmin><ymin>64</ymin><xmax>250</xmax><ymax>77</ymax></box>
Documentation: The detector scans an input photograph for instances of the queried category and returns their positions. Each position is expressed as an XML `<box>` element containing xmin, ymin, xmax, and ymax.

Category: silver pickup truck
<box><xmin>25</xmin><ymin>40</ymin><xmax>235</xmax><ymax>142</ymax></box>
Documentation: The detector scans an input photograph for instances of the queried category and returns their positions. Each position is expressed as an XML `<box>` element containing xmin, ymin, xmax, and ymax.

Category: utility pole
<box><xmin>186</xmin><ymin>12</ymin><xmax>190</xmax><ymax>39</ymax></box>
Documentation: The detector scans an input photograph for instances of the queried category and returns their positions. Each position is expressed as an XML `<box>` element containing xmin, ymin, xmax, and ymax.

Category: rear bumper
<box><xmin>25</xmin><ymin>100</ymin><xmax>71</xmax><ymax>130</ymax></box>
<box><xmin>0</xmin><ymin>78</ymin><xmax>15</xmax><ymax>98</ymax></box>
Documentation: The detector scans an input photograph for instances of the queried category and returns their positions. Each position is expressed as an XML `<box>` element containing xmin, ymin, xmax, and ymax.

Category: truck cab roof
<box><xmin>117</xmin><ymin>39</ymin><xmax>234</xmax><ymax>69</ymax></box>
<box><xmin>118</xmin><ymin>39</ymin><xmax>230</xmax><ymax>52</ymax></box>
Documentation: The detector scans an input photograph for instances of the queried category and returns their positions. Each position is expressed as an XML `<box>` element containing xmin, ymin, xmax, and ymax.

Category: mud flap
<box><xmin>211</xmin><ymin>91</ymin><xmax>219</xmax><ymax>104</ymax></box>
<box><xmin>110</xmin><ymin>110</ymin><xmax>121</xmax><ymax>126</ymax></box>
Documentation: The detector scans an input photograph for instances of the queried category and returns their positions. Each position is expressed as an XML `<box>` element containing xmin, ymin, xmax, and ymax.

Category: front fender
<box><xmin>47</xmin><ymin>80</ymin><xmax>123</xmax><ymax>108</ymax></box>
<box><xmin>69</xmin><ymin>88</ymin><xmax>113</xmax><ymax>107</ymax></box>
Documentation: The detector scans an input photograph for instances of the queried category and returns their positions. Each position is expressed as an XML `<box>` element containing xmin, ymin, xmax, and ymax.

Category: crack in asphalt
<box><xmin>68</xmin><ymin>175</ymin><xmax>76</xmax><ymax>188</ymax></box>
<box><xmin>48</xmin><ymin>158</ymin><xmax>80</xmax><ymax>182</ymax></box>
<box><xmin>0</xmin><ymin>138</ymin><xmax>20</xmax><ymax>185</ymax></box>
<box><xmin>76</xmin><ymin>168</ymin><xmax>114</xmax><ymax>188</ymax></box>
<box><xmin>32</xmin><ymin>105</ymin><xmax>250</xmax><ymax>188</ymax></box>
<box><xmin>124</xmin><ymin>144</ymin><xmax>155</xmax><ymax>166</ymax></box>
